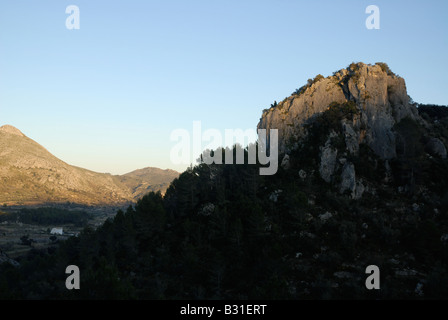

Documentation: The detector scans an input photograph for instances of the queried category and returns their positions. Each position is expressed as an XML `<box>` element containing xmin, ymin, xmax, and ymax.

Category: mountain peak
<box><xmin>258</xmin><ymin>62</ymin><xmax>448</xmax><ymax>199</ymax></box>
<box><xmin>0</xmin><ymin>125</ymin><xmax>25</xmax><ymax>137</ymax></box>
<box><xmin>258</xmin><ymin>62</ymin><xmax>419</xmax><ymax>158</ymax></box>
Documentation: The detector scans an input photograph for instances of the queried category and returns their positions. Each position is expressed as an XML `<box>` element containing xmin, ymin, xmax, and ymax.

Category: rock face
<box><xmin>257</xmin><ymin>62</ymin><xmax>419</xmax><ymax>159</ymax></box>
<box><xmin>257</xmin><ymin>62</ymin><xmax>430</xmax><ymax>197</ymax></box>
<box><xmin>340</xmin><ymin>162</ymin><xmax>356</xmax><ymax>196</ymax></box>
<box><xmin>342</xmin><ymin>119</ymin><xmax>359</xmax><ymax>155</ymax></box>
<box><xmin>338</xmin><ymin>162</ymin><xmax>365</xmax><ymax>199</ymax></box>
<box><xmin>319</xmin><ymin>132</ymin><xmax>338</xmax><ymax>183</ymax></box>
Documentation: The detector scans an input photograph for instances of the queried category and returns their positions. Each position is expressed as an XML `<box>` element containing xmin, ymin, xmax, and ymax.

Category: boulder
<box><xmin>281</xmin><ymin>154</ymin><xmax>290</xmax><ymax>169</ymax></box>
<box><xmin>425</xmin><ymin>138</ymin><xmax>447</xmax><ymax>159</ymax></box>
<box><xmin>319</xmin><ymin>211</ymin><xmax>333</xmax><ymax>222</ymax></box>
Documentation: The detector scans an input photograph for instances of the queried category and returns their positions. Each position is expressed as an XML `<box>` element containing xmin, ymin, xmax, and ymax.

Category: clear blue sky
<box><xmin>1</xmin><ymin>0</ymin><xmax>447</xmax><ymax>174</ymax></box>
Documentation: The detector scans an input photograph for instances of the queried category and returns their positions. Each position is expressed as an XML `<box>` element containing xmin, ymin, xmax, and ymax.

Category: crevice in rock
<box><xmin>340</xmin><ymin>76</ymin><xmax>352</xmax><ymax>102</ymax></box>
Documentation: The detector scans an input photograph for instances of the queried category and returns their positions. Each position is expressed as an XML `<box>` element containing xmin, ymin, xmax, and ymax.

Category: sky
<box><xmin>1</xmin><ymin>0</ymin><xmax>447</xmax><ymax>174</ymax></box>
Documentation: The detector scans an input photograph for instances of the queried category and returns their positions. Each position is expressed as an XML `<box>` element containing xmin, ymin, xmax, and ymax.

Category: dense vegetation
<box><xmin>0</xmin><ymin>207</ymin><xmax>91</xmax><ymax>227</ymax></box>
<box><xmin>1</xmin><ymin>105</ymin><xmax>448</xmax><ymax>300</ymax></box>
<box><xmin>419</xmin><ymin>104</ymin><xmax>448</xmax><ymax>144</ymax></box>
<box><xmin>419</xmin><ymin>104</ymin><xmax>448</xmax><ymax>120</ymax></box>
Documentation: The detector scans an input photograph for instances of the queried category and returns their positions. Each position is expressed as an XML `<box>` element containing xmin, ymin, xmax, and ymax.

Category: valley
<box><xmin>1</xmin><ymin>62</ymin><xmax>447</xmax><ymax>299</ymax></box>
<box><xmin>0</xmin><ymin>204</ymin><xmax>122</xmax><ymax>259</ymax></box>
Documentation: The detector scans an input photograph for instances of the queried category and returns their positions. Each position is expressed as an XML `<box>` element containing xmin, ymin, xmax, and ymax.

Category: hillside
<box><xmin>1</xmin><ymin>62</ymin><xmax>448</xmax><ymax>299</ymax></box>
<box><xmin>0</xmin><ymin>126</ymin><xmax>178</xmax><ymax>206</ymax></box>
<box><xmin>117</xmin><ymin>167</ymin><xmax>180</xmax><ymax>199</ymax></box>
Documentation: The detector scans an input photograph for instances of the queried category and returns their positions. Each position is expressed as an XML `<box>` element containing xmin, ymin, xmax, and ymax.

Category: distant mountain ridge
<box><xmin>0</xmin><ymin>125</ymin><xmax>178</xmax><ymax>206</ymax></box>
<box><xmin>116</xmin><ymin>167</ymin><xmax>180</xmax><ymax>200</ymax></box>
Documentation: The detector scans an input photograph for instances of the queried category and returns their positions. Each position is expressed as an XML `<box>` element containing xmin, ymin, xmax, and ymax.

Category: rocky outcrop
<box><xmin>339</xmin><ymin>162</ymin><xmax>365</xmax><ymax>199</ymax></box>
<box><xmin>258</xmin><ymin>75</ymin><xmax>346</xmax><ymax>154</ymax></box>
<box><xmin>281</xmin><ymin>154</ymin><xmax>290</xmax><ymax>170</ymax></box>
<box><xmin>258</xmin><ymin>62</ymin><xmax>425</xmax><ymax>198</ymax></box>
<box><xmin>257</xmin><ymin>62</ymin><xmax>419</xmax><ymax>160</ymax></box>
<box><xmin>319</xmin><ymin>132</ymin><xmax>338</xmax><ymax>183</ymax></box>
<box><xmin>425</xmin><ymin>138</ymin><xmax>447</xmax><ymax>159</ymax></box>
<box><xmin>340</xmin><ymin>162</ymin><xmax>356</xmax><ymax>196</ymax></box>
<box><xmin>342</xmin><ymin>119</ymin><xmax>360</xmax><ymax>155</ymax></box>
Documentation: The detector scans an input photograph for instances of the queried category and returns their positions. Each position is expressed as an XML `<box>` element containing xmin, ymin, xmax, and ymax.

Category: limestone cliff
<box><xmin>258</xmin><ymin>62</ymin><xmax>445</xmax><ymax>198</ymax></box>
<box><xmin>258</xmin><ymin>62</ymin><xmax>419</xmax><ymax>158</ymax></box>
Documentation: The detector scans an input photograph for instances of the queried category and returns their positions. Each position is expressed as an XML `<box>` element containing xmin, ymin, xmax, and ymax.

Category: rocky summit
<box><xmin>0</xmin><ymin>125</ymin><xmax>178</xmax><ymax>205</ymax></box>
<box><xmin>258</xmin><ymin>62</ymin><xmax>420</xmax><ymax>157</ymax></box>
<box><xmin>258</xmin><ymin>62</ymin><xmax>447</xmax><ymax>198</ymax></box>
